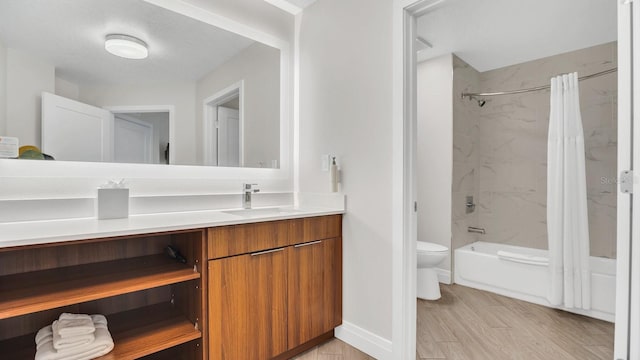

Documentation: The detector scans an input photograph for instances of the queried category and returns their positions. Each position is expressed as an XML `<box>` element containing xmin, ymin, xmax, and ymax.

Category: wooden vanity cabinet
<box><xmin>208</xmin><ymin>248</ymin><xmax>288</xmax><ymax>359</ymax></box>
<box><xmin>0</xmin><ymin>230</ymin><xmax>207</xmax><ymax>360</ymax></box>
<box><xmin>207</xmin><ymin>215</ymin><xmax>342</xmax><ymax>360</ymax></box>
<box><xmin>0</xmin><ymin>213</ymin><xmax>341</xmax><ymax>360</ymax></box>
<box><xmin>287</xmin><ymin>237</ymin><xmax>342</xmax><ymax>349</ymax></box>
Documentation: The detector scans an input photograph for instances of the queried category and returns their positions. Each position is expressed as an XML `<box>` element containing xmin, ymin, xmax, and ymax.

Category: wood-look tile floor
<box><xmin>293</xmin><ymin>284</ymin><xmax>614</xmax><ymax>360</ymax></box>
<box><xmin>418</xmin><ymin>284</ymin><xmax>614</xmax><ymax>360</ymax></box>
<box><xmin>291</xmin><ymin>338</ymin><xmax>376</xmax><ymax>360</ymax></box>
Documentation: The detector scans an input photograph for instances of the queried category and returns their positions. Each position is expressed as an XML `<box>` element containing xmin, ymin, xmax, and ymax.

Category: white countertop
<box><xmin>0</xmin><ymin>206</ymin><xmax>345</xmax><ymax>249</ymax></box>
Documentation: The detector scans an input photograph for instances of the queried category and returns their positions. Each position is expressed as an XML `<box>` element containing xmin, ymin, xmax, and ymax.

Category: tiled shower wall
<box><xmin>450</xmin><ymin>55</ymin><xmax>480</xmax><ymax>257</ymax></box>
<box><xmin>452</xmin><ymin>42</ymin><xmax>617</xmax><ymax>258</ymax></box>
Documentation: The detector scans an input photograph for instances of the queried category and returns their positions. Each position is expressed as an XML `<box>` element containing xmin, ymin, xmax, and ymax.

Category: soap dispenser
<box><xmin>330</xmin><ymin>156</ymin><xmax>339</xmax><ymax>192</ymax></box>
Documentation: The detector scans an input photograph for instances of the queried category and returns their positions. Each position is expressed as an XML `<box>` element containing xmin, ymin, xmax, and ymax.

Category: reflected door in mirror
<box><xmin>42</xmin><ymin>93</ymin><xmax>113</xmax><ymax>162</ymax></box>
<box><xmin>217</xmin><ymin>106</ymin><xmax>240</xmax><ymax>167</ymax></box>
<box><xmin>113</xmin><ymin>115</ymin><xmax>153</xmax><ymax>164</ymax></box>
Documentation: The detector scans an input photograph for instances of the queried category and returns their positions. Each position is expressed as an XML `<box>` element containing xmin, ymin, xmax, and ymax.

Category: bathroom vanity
<box><xmin>0</xmin><ymin>0</ymin><xmax>342</xmax><ymax>358</ymax></box>
<box><xmin>0</xmin><ymin>210</ymin><xmax>343</xmax><ymax>360</ymax></box>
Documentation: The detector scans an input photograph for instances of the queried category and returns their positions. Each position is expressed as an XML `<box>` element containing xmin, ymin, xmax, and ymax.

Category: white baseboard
<box><xmin>435</xmin><ymin>268</ymin><xmax>451</xmax><ymax>284</ymax></box>
<box><xmin>335</xmin><ymin>321</ymin><xmax>393</xmax><ymax>360</ymax></box>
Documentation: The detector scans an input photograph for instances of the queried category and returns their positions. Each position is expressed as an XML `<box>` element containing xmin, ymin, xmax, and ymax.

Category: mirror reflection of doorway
<box><xmin>41</xmin><ymin>93</ymin><xmax>172</xmax><ymax>165</ymax></box>
<box><xmin>203</xmin><ymin>81</ymin><xmax>244</xmax><ymax>167</ymax></box>
<box><xmin>216</xmin><ymin>99</ymin><xmax>240</xmax><ymax>167</ymax></box>
<box><xmin>112</xmin><ymin>112</ymin><xmax>170</xmax><ymax>165</ymax></box>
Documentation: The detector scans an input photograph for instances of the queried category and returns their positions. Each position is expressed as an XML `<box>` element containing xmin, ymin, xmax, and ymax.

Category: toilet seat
<box><xmin>417</xmin><ymin>241</ymin><xmax>448</xmax><ymax>254</ymax></box>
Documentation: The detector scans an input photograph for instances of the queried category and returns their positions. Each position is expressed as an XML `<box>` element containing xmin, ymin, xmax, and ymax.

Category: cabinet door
<box><xmin>208</xmin><ymin>248</ymin><xmax>287</xmax><ymax>359</ymax></box>
<box><xmin>287</xmin><ymin>238</ymin><xmax>342</xmax><ymax>348</ymax></box>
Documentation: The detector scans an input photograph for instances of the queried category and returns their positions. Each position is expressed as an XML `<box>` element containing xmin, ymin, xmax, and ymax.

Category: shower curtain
<box><xmin>547</xmin><ymin>72</ymin><xmax>591</xmax><ymax>310</ymax></box>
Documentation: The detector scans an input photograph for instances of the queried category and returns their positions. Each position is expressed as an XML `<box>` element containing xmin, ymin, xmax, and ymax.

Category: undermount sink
<box><xmin>222</xmin><ymin>207</ymin><xmax>301</xmax><ymax>217</ymax></box>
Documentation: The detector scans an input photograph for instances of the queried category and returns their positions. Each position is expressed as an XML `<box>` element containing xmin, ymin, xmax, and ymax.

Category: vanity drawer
<box><xmin>208</xmin><ymin>221</ymin><xmax>290</xmax><ymax>259</ymax></box>
<box><xmin>289</xmin><ymin>215</ymin><xmax>342</xmax><ymax>245</ymax></box>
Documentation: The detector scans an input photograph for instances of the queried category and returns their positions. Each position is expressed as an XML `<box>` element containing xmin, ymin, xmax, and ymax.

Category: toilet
<box><xmin>417</xmin><ymin>241</ymin><xmax>449</xmax><ymax>300</ymax></box>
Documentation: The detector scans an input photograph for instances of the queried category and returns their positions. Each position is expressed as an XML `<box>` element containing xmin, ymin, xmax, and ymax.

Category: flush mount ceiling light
<box><xmin>104</xmin><ymin>34</ymin><xmax>148</xmax><ymax>60</ymax></box>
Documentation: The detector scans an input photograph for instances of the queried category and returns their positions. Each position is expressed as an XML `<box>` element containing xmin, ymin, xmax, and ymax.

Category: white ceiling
<box><xmin>417</xmin><ymin>0</ymin><xmax>617</xmax><ymax>72</ymax></box>
<box><xmin>0</xmin><ymin>0</ymin><xmax>258</xmax><ymax>86</ymax></box>
<box><xmin>263</xmin><ymin>0</ymin><xmax>317</xmax><ymax>15</ymax></box>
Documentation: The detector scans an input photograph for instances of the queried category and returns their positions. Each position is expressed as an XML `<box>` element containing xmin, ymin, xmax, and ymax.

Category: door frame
<box><xmin>392</xmin><ymin>1</ymin><xmax>449</xmax><ymax>359</ymax></box>
<box><xmin>395</xmin><ymin>0</ymin><xmax>634</xmax><ymax>359</ymax></box>
<box><xmin>617</xmin><ymin>1</ymin><xmax>636</xmax><ymax>359</ymax></box>
<box><xmin>105</xmin><ymin>105</ymin><xmax>175</xmax><ymax>164</ymax></box>
<box><xmin>203</xmin><ymin>80</ymin><xmax>245</xmax><ymax>166</ymax></box>
<box><xmin>112</xmin><ymin>113</ymin><xmax>155</xmax><ymax>164</ymax></box>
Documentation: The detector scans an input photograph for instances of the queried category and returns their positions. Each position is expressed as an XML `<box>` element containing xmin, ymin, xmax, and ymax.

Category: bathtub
<box><xmin>454</xmin><ymin>241</ymin><xmax>616</xmax><ymax>322</ymax></box>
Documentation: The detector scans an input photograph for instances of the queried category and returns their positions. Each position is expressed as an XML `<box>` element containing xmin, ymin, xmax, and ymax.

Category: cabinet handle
<box><xmin>294</xmin><ymin>240</ymin><xmax>322</xmax><ymax>248</ymax></box>
<box><xmin>250</xmin><ymin>247</ymin><xmax>285</xmax><ymax>256</ymax></box>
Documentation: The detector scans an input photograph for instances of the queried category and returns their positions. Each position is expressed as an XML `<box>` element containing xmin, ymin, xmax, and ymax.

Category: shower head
<box><xmin>465</xmin><ymin>95</ymin><xmax>487</xmax><ymax>107</ymax></box>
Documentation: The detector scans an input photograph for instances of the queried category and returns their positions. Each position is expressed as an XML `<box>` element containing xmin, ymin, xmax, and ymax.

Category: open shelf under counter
<box><xmin>0</xmin><ymin>303</ymin><xmax>201</xmax><ymax>360</ymax></box>
<box><xmin>0</xmin><ymin>255</ymin><xmax>200</xmax><ymax>320</ymax></box>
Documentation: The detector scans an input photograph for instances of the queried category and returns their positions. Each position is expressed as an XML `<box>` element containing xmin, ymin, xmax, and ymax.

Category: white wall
<box><xmin>0</xmin><ymin>40</ymin><xmax>6</xmax><ymax>136</ymax></box>
<box><xmin>5</xmin><ymin>48</ymin><xmax>55</xmax><ymax>147</ymax></box>
<box><xmin>196</xmin><ymin>42</ymin><xmax>280</xmax><ymax>168</ymax></box>
<box><xmin>298</xmin><ymin>0</ymin><xmax>394</xmax><ymax>345</ymax></box>
<box><xmin>417</xmin><ymin>55</ymin><xmax>453</xmax><ymax>274</ymax></box>
<box><xmin>79</xmin><ymin>82</ymin><xmax>198</xmax><ymax>165</ymax></box>
<box><xmin>55</xmin><ymin>77</ymin><xmax>80</xmax><ymax>101</ymax></box>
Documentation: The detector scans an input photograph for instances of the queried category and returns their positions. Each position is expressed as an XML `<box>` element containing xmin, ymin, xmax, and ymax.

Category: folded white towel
<box><xmin>52</xmin><ymin>320</ymin><xmax>95</xmax><ymax>351</ymax></box>
<box><xmin>55</xmin><ymin>313</ymin><xmax>95</xmax><ymax>338</ymax></box>
<box><xmin>90</xmin><ymin>315</ymin><xmax>107</xmax><ymax>327</ymax></box>
<box><xmin>35</xmin><ymin>327</ymin><xmax>114</xmax><ymax>360</ymax></box>
<box><xmin>91</xmin><ymin>315</ymin><xmax>108</xmax><ymax>330</ymax></box>
<box><xmin>35</xmin><ymin>326</ymin><xmax>53</xmax><ymax>350</ymax></box>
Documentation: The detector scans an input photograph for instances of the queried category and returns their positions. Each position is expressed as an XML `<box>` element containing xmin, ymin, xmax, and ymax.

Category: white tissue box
<box><xmin>97</xmin><ymin>188</ymin><xmax>129</xmax><ymax>219</ymax></box>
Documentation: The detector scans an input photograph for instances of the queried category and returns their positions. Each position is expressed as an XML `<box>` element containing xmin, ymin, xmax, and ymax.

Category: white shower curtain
<box><xmin>547</xmin><ymin>72</ymin><xmax>591</xmax><ymax>310</ymax></box>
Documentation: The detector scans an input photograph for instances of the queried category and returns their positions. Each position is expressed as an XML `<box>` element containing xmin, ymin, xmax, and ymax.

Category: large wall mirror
<box><xmin>0</xmin><ymin>0</ymin><xmax>282</xmax><ymax>169</ymax></box>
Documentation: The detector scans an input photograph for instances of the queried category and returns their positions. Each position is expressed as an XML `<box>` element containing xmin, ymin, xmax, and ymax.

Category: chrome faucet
<box><xmin>243</xmin><ymin>183</ymin><xmax>260</xmax><ymax>209</ymax></box>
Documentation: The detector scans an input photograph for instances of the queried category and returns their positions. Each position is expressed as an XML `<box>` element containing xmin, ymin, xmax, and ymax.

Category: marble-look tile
<box><xmin>451</xmin><ymin>162</ymin><xmax>476</xmax><ymax>194</ymax></box>
<box><xmin>451</xmin><ymin>190</ymin><xmax>476</xmax><ymax>221</ymax></box>
<box><xmin>455</xmin><ymin>42</ymin><xmax>619</xmax><ymax>258</ymax></box>
<box><xmin>588</xmin><ymin>193</ymin><xmax>617</xmax><ymax>258</ymax></box>
<box><xmin>452</xmin><ymin>131</ymin><xmax>478</xmax><ymax>163</ymax></box>
<box><xmin>451</xmin><ymin>197</ymin><xmax>479</xmax><ymax>251</ymax></box>
<box><xmin>478</xmin><ymin>159</ymin><xmax>545</xmax><ymax>193</ymax></box>
<box><xmin>477</xmin><ymin>129</ymin><xmax>547</xmax><ymax>164</ymax></box>
<box><xmin>451</xmin><ymin>55</ymin><xmax>481</xmax><ymax>259</ymax></box>
<box><xmin>478</xmin><ymin>191</ymin><xmax>548</xmax><ymax>250</ymax></box>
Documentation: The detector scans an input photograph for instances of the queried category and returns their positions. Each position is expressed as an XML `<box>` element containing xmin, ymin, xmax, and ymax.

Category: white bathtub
<box><xmin>454</xmin><ymin>241</ymin><xmax>616</xmax><ymax>322</ymax></box>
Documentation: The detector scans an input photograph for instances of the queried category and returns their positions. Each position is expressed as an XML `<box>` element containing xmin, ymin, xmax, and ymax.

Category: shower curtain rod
<box><xmin>460</xmin><ymin>68</ymin><xmax>617</xmax><ymax>99</ymax></box>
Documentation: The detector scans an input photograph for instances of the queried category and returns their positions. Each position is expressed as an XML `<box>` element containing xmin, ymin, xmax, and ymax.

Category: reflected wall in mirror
<box><xmin>0</xmin><ymin>0</ymin><xmax>281</xmax><ymax>168</ymax></box>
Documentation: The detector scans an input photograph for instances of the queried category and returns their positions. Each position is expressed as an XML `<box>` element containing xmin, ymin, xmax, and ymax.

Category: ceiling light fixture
<box><xmin>104</xmin><ymin>34</ymin><xmax>148</xmax><ymax>60</ymax></box>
